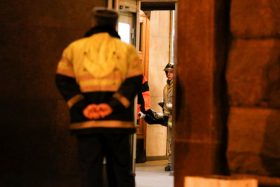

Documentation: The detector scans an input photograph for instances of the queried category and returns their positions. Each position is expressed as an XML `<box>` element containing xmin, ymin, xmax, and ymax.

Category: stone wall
<box><xmin>175</xmin><ymin>0</ymin><xmax>280</xmax><ymax>185</ymax></box>
<box><xmin>226</xmin><ymin>0</ymin><xmax>280</xmax><ymax>182</ymax></box>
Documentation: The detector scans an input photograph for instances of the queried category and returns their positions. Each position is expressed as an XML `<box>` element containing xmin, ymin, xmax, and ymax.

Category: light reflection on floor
<box><xmin>135</xmin><ymin>160</ymin><xmax>174</xmax><ymax>187</ymax></box>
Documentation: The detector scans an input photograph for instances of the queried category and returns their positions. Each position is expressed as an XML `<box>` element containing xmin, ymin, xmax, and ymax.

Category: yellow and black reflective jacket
<box><xmin>55</xmin><ymin>27</ymin><xmax>143</xmax><ymax>134</ymax></box>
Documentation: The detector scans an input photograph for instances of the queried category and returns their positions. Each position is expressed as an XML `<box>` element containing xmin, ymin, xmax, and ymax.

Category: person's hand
<box><xmin>138</xmin><ymin>111</ymin><xmax>146</xmax><ymax>119</ymax></box>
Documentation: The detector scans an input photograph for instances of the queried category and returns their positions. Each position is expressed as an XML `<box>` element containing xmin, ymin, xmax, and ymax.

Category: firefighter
<box><xmin>136</xmin><ymin>75</ymin><xmax>151</xmax><ymax>163</ymax></box>
<box><xmin>55</xmin><ymin>7</ymin><xmax>143</xmax><ymax>187</ymax></box>
<box><xmin>163</xmin><ymin>63</ymin><xmax>174</xmax><ymax>172</ymax></box>
<box><xmin>137</xmin><ymin>76</ymin><xmax>151</xmax><ymax>117</ymax></box>
<box><xmin>142</xmin><ymin>63</ymin><xmax>174</xmax><ymax>172</ymax></box>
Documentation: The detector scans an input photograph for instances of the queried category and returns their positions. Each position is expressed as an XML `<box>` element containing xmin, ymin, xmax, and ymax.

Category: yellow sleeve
<box><xmin>56</xmin><ymin>45</ymin><xmax>75</xmax><ymax>77</ymax></box>
<box><xmin>126</xmin><ymin>45</ymin><xmax>143</xmax><ymax>78</ymax></box>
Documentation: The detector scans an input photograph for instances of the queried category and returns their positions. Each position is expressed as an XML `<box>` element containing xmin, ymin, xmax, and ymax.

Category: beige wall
<box><xmin>146</xmin><ymin>11</ymin><xmax>171</xmax><ymax>157</ymax></box>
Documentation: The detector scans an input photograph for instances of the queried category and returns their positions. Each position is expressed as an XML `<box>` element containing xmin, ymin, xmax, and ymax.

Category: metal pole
<box><xmin>131</xmin><ymin>96</ymin><xmax>138</xmax><ymax>174</ymax></box>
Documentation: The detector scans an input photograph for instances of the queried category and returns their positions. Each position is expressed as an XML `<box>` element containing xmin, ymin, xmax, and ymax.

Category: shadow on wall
<box><xmin>261</xmin><ymin>110</ymin><xmax>280</xmax><ymax>177</ymax></box>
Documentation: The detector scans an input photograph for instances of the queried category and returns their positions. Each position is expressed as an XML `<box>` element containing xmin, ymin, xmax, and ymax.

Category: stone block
<box><xmin>226</xmin><ymin>39</ymin><xmax>280</xmax><ymax>108</ymax></box>
<box><xmin>227</xmin><ymin>107</ymin><xmax>280</xmax><ymax>177</ymax></box>
<box><xmin>231</xmin><ymin>0</ymin><xmax>280</xmax><ymax>37</ymax></box>
<box><xmin>184</xmin><ymin>176</ymin><xmax>257</xmax><ymax>187</ymax></box>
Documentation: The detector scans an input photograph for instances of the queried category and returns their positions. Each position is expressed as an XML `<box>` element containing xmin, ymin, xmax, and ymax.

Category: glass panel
<box><xmin>139</xmin><ymin>22</ymin><xmax>143</xmax><ymax>51</ymax></box>
<box><xmin>118</xmin><ymin>22</ymin><xmax>131</xmax><ymax>43</ymax></box>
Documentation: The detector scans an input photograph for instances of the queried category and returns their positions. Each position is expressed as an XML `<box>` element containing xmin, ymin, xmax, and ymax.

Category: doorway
<box><xmin>113</xmin><ymin>1</ymin><xmax>177</xmax><ymax>186</ymax></box>
<box><xmin>135</xmin><ymin>6</ymin><xmax>176</xmax><ymax>187</ymax></box>
<box><xmin>136</xmin><ymin>1</ymin><xmax>177</xmax><ymax>187</ymax></box>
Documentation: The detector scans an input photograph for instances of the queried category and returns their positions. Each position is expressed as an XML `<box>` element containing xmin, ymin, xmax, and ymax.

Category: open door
<box><xmin>115</xmin><ymin>0</ymin><xmax>150</xmax><ymax>164</ymax></box>
<box><xmin>135</xmin><ymin>10</ymin><xmax>150</xmax><ymax>163</ymax></box>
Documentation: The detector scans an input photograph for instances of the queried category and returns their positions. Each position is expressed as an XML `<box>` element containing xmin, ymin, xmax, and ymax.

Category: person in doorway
<box><xmin>162</xmin><ymin>63</ymin><xmax>174</xmax><ymax>172</ymax></box>
<box><xmin>137</xmin><ymin>76</ymin><xmax>151</xmax><ymax>117</ymax></box>
<box><xmin>136</xmin><ymin>75</ymin><xmax>151</xmax><ymax>163</ymax></box>
<box><xmin>141</xmin><ymin>63</ymin><xmax>174</xmax><ymax>172</ymax></box>
<box><xmin>55</xmin><ymin>7</ymin><xmax>143</xmax><ymax>187</ymax></box>
<box><xmin>85</xmin><ymin>22</ymin><xmax>151</xmax><ymax>164</ymax></box>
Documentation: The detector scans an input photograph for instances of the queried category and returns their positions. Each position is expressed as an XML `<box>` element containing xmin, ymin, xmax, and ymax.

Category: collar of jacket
<box><xmin>84</xmin><ymin>26</ymin><xmax>120</xmax><ymax>39</ymax></box>
<box><xmin>167</xmin><ymin>80</ymin><xmax>173</xmax><ymax>85</ymax></box>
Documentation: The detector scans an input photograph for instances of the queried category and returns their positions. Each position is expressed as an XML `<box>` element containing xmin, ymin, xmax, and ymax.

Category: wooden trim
<box><xmin>141</xmin><ymin>1</ymin><xmax>176</xmax><ymax>11</ymax></box>
<box><xmin>146</xmin><ymin>156</ymin><xmax>167</xmax><ymax>161</ymax></box>
<box><xmin>140</xmin><ymin>0</ymin><xmax>177</xmax><ymax>2</ymax></box>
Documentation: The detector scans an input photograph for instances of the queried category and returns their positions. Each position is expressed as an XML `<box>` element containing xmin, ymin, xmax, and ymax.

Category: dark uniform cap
<box><xmin>92</xmin><ymin>7</ymin><xmax>118</xmax><ymax>18</ymax></box>
<box><xmin>92</xmin><ymin>7</ymin><xmax>119</xmax><ymax>28</ymax></box>
<box><xmin>164</xmin><ymin>63</ymin><xmax>174</xmax><ymax>71</ymax></box>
